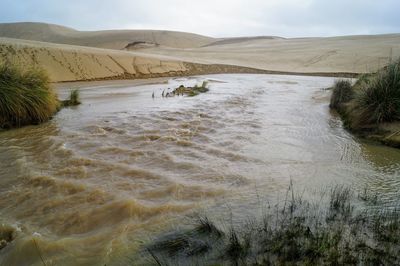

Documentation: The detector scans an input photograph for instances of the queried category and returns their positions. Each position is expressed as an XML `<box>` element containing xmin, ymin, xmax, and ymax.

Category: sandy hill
<box><xmin>0</xmin><ymin>37</ymin><xmax>269</xmax><ymax>82</ymax></box>
<box><xmin>0</xmin><ymin>37</ymin><xmax>190</xmax><ymax>81</ymax></box>
<box><xmin>0</xmin><ymin>22</ymin><xmax>215</xmax><ymax>49</ymax></box>
<box><xmin>140</xmin><ymin>34</ymin><xmax>400</xmax><ymax>74</ymax></box>
<box><xmin>204</xmin><ymin>36</ymin><xmax>284</xmax><ymax>47</ymax></box>
<box><xmin>1</xmin><ymin>22</ymin><xmax>400</xmax><ymax>82</ymax></box>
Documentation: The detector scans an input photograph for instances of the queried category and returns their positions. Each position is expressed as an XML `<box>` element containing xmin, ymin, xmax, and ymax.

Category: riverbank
<box><xmin>0</xmin><ymin>63</ymin><xmax>82</xmax><ymax>129</ymax></box>
<box><xmin>329</xmin><ymin>60</ymin><xmax>400</xmax><ymax>148</ymax></box>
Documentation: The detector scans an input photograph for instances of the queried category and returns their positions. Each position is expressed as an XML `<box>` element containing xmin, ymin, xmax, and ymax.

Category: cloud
<box><xmin>0</xmin><ymin>0</ymin><xmax>399</xmax><ymax>37</ymax></box>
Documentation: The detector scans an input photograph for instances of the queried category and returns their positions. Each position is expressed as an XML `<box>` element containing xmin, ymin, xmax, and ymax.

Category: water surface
<box><xmin>0</xmin><ymin>74</ymin><xmax>399</xmax><ymax>265</ymax></box>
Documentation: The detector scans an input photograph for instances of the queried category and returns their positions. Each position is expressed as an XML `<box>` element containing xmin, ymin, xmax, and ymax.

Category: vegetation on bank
<box><xmin>145</xmin><ymin>186</ymin><xmax>400</xmax><ymax>265</ymax></box>
<box><xmin>0</xmin><ymin>63</ymin><xmax>81</xmax><ymax>129</ymax></box>
<box><xmin>331</xmin><ymin>59</ymin><xmax>400</xmax><ymax>127</ymax></box>
<box><xmin>0</xmin><ymin>64</ymin><xmax>59</xmax><ymax>128</ymax></box>
<box><xmin>329</xmin><ymin>80</ymin><xmax>353</xmax><ymax>110</ymax></box>
<box><xmin>330</xmin><ymin>59</ymin><xmax>400</xmax><ymax>146</ymax></box>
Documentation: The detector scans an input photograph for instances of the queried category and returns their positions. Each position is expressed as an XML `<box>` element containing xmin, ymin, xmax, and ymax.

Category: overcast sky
<box><xmin>0</xmin><ymin>0</ymin><xmax>399</xmax><ymax>37</ymax></box>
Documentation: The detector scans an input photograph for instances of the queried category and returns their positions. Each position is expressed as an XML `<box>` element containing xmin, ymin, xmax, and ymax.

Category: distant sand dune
<box><xmin>1</xmin><ymin>22</ymin><xmax>400</xmax><ymax>82</ymax></box>
<box><xmin>0</xmin><ymin>22</ymin><xmax>215</xmax><ymax>49</ymax></box>
<box><xmin>141</xmin><ymin>34</ymin><xmax>400</xmax><ymax>74</ymax></box>
<box><xmin>203</xmin><ymin>36</ymin><xmax>283</xmax><ymax>47</ymax></box>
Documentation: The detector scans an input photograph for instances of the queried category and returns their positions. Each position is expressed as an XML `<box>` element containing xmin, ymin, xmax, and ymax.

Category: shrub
<box><xmin>329</xmin><ymin>79</ymin><xmax>353</xmax><ymax>110</ymax></box>
<box><xmin>0</xmin><ymin>64</ymin><xmax>59</xmax><ymax>128</ymax></box>
<box><xmin>355</xmin><ymin>60</ymin><xmax>400</xmax><ymax>124</ymax></box>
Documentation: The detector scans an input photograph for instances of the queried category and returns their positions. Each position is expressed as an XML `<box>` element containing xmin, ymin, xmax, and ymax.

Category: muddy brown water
<box><xmin>0</xmin><ymin>74</ymin><xmax>399</xmax><ymax>265</ymax></box>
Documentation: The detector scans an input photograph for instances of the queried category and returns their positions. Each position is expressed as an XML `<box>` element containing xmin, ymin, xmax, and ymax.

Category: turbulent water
<box><xmin>0</xmin><ymin>74</ymin><xmax>399</xmax><ymax>265</ymax></box>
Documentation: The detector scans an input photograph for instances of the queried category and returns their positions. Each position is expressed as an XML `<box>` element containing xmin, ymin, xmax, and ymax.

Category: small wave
<box><xmin>25</xmin><ymin>175</ymin><xmax>85</xmax><ymax>195</ymax></box>
<box><xmin>138</xmin><ymin>184</ymin><xmax>226</xmax><ymax>201</ymax></box>
<box><xmin>176</xmin><ymin>140</ymin><xmax>193</xmax><ymax>147</ymax></box>
<box><xmin>46</xmin><ymin>199</ymin><xmax>193</xmax><ymax>235</ymax></box>
<box><xmin>123</xmin><ymin>168</ymin><xmax>163</xmax><ymax>181</ymax></box>
<box><xmin>102</xmin><ymin>127</ymin><xmax>127</xmax><ymax>135</ymax></box>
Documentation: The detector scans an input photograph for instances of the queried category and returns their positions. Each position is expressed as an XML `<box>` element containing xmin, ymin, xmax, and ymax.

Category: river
<box><xmin>0</xmin><ymin>74</ymin><xmax>399</xmax><ymax>265</ymax></box>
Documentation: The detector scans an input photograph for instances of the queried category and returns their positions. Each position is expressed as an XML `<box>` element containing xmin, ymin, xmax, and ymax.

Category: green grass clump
<box><xmin>330</xmin><ymin>60</ymin><xmax>400</xmax><ymax>130</ymax></box>
<box><xmin>0</xmin><ymin>64</ymin><xmax>59</xmax><ymax>128</ymax></box>
<box><xmin>61</xmin><ymin>89</ymin><xmax>81</xmax><ymax>107</ymax></box>
<box><xmin>146</xmin><ymin>186</ymin><xmax>400</xmax><ymax>265</ymax></box>
<box><xmin>329</xmin><ymin>79</ymin><xmax>353</xmax><ymax>110</ymax></box>
<box><xmin>354</xmin><ymin>60</ymin><xmax>400</xmax><ymax>125</ymax></box>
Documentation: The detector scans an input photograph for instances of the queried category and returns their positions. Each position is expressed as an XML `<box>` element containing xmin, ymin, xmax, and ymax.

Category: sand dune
<box><xmin>203</xmin><ymin>36</ymin><xmax>283</xmax><ymax>47</ymax></box>
<box><xmin>0</xmin><ymin>37</ymin><xmax>191</xmax><ymax>81</ymax></box>
<box><xmin>141</xmin><ymin>34</ymin><xmax>400</xmax><ymax>73</ymax></box>
<box><xmin>0</xmin><ymin>37</ymin><xmax>272</xmax><ymax>82</ymax></box>
<box><xmin>1</xmin><ymin>22</ymin><xmax>400</xmax><ymax>82</ymax></box>
<box><xmin>0</xmin><ymin>22</ymin><xmax>215</xmax><ymax>49</ymax></box>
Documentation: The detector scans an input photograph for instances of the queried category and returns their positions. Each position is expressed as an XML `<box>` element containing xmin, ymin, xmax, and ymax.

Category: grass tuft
<box><xmin>354</xmin><ymin>60</ymin><xmax>400</xmax><ymax>125</ymax></box>
<box><xmin>195</xmin><ymin>217</ymin><xmax>224</xmax><ymax>238</ymax></box>
<box><xmin>329</xmin><ymin>79</ymin><xmax>353</xmax><ymax>110</ymax></box>
<box><xmin>330</xmin><ymin>59</ymin><xmax>400</xmax><ymax>130</ymax></box>
<box><xmin>61</xmin><ymin>89</ymin><xmax>81</xmax><ymax>107</ymax></box>
<box><xmin>146</xmin><ymin>186</ymin><xmax>400</xmax><ymax>265</ymax></box>
<box><xmin>0</xmin><ymin>63</ymin><xmax>59</xmax><ymax>128</ymax></box>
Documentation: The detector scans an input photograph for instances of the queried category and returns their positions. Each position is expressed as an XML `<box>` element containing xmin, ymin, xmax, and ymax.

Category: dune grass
<box><xmin>0</xmin><ymin>64</ymin><xmax>59</xmax><ymax>128</ymax></box>
<box><xmin>146</xmin><ymin>186</ymin><xmax>400</xmax><ymax>265</ymax></box>
<box><xmin>330</xmin><ymin>59</ymin><xmax>400</xmax><ymax>130</ymax></box>
<box><xmin>329</xmin><ymin>79</ymin><xmax>353</xmax><ymax>110</ymax></box>
<box><xmin>354</xmin><ymin>60</ymin><xmax>400</xmax><ymax>125</ymax></box>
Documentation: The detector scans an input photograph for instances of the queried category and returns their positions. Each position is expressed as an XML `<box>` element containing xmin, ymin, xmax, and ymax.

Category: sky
<box><xmin>0</xmin><ymin>0</ymin><xmax>399</xmax><ymax>37</ymax></box>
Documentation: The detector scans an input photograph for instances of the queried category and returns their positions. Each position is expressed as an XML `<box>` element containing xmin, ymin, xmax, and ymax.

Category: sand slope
<box><xmin>1</xmin><ymin>22</ymin><xmax>400</xmax><ymax>82</ymax></box>
<box><xmin>0</xmin><ymin>37</ymin><xmax>190</xmax><ymax>81</ymax></box>
<box><xmin>0</xmin><ymin>22</ymin><xmax>215</xmax><ymax>49</ymax></box>
<box><xmin>0</xmin><ymin>37</ymin><xmax>273</xmax><ymax>82</ymax></box>
<box><xmin>141</xmin><ymin>34</ymin><xmax>400</xmax><ymax>73</ymax></box>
